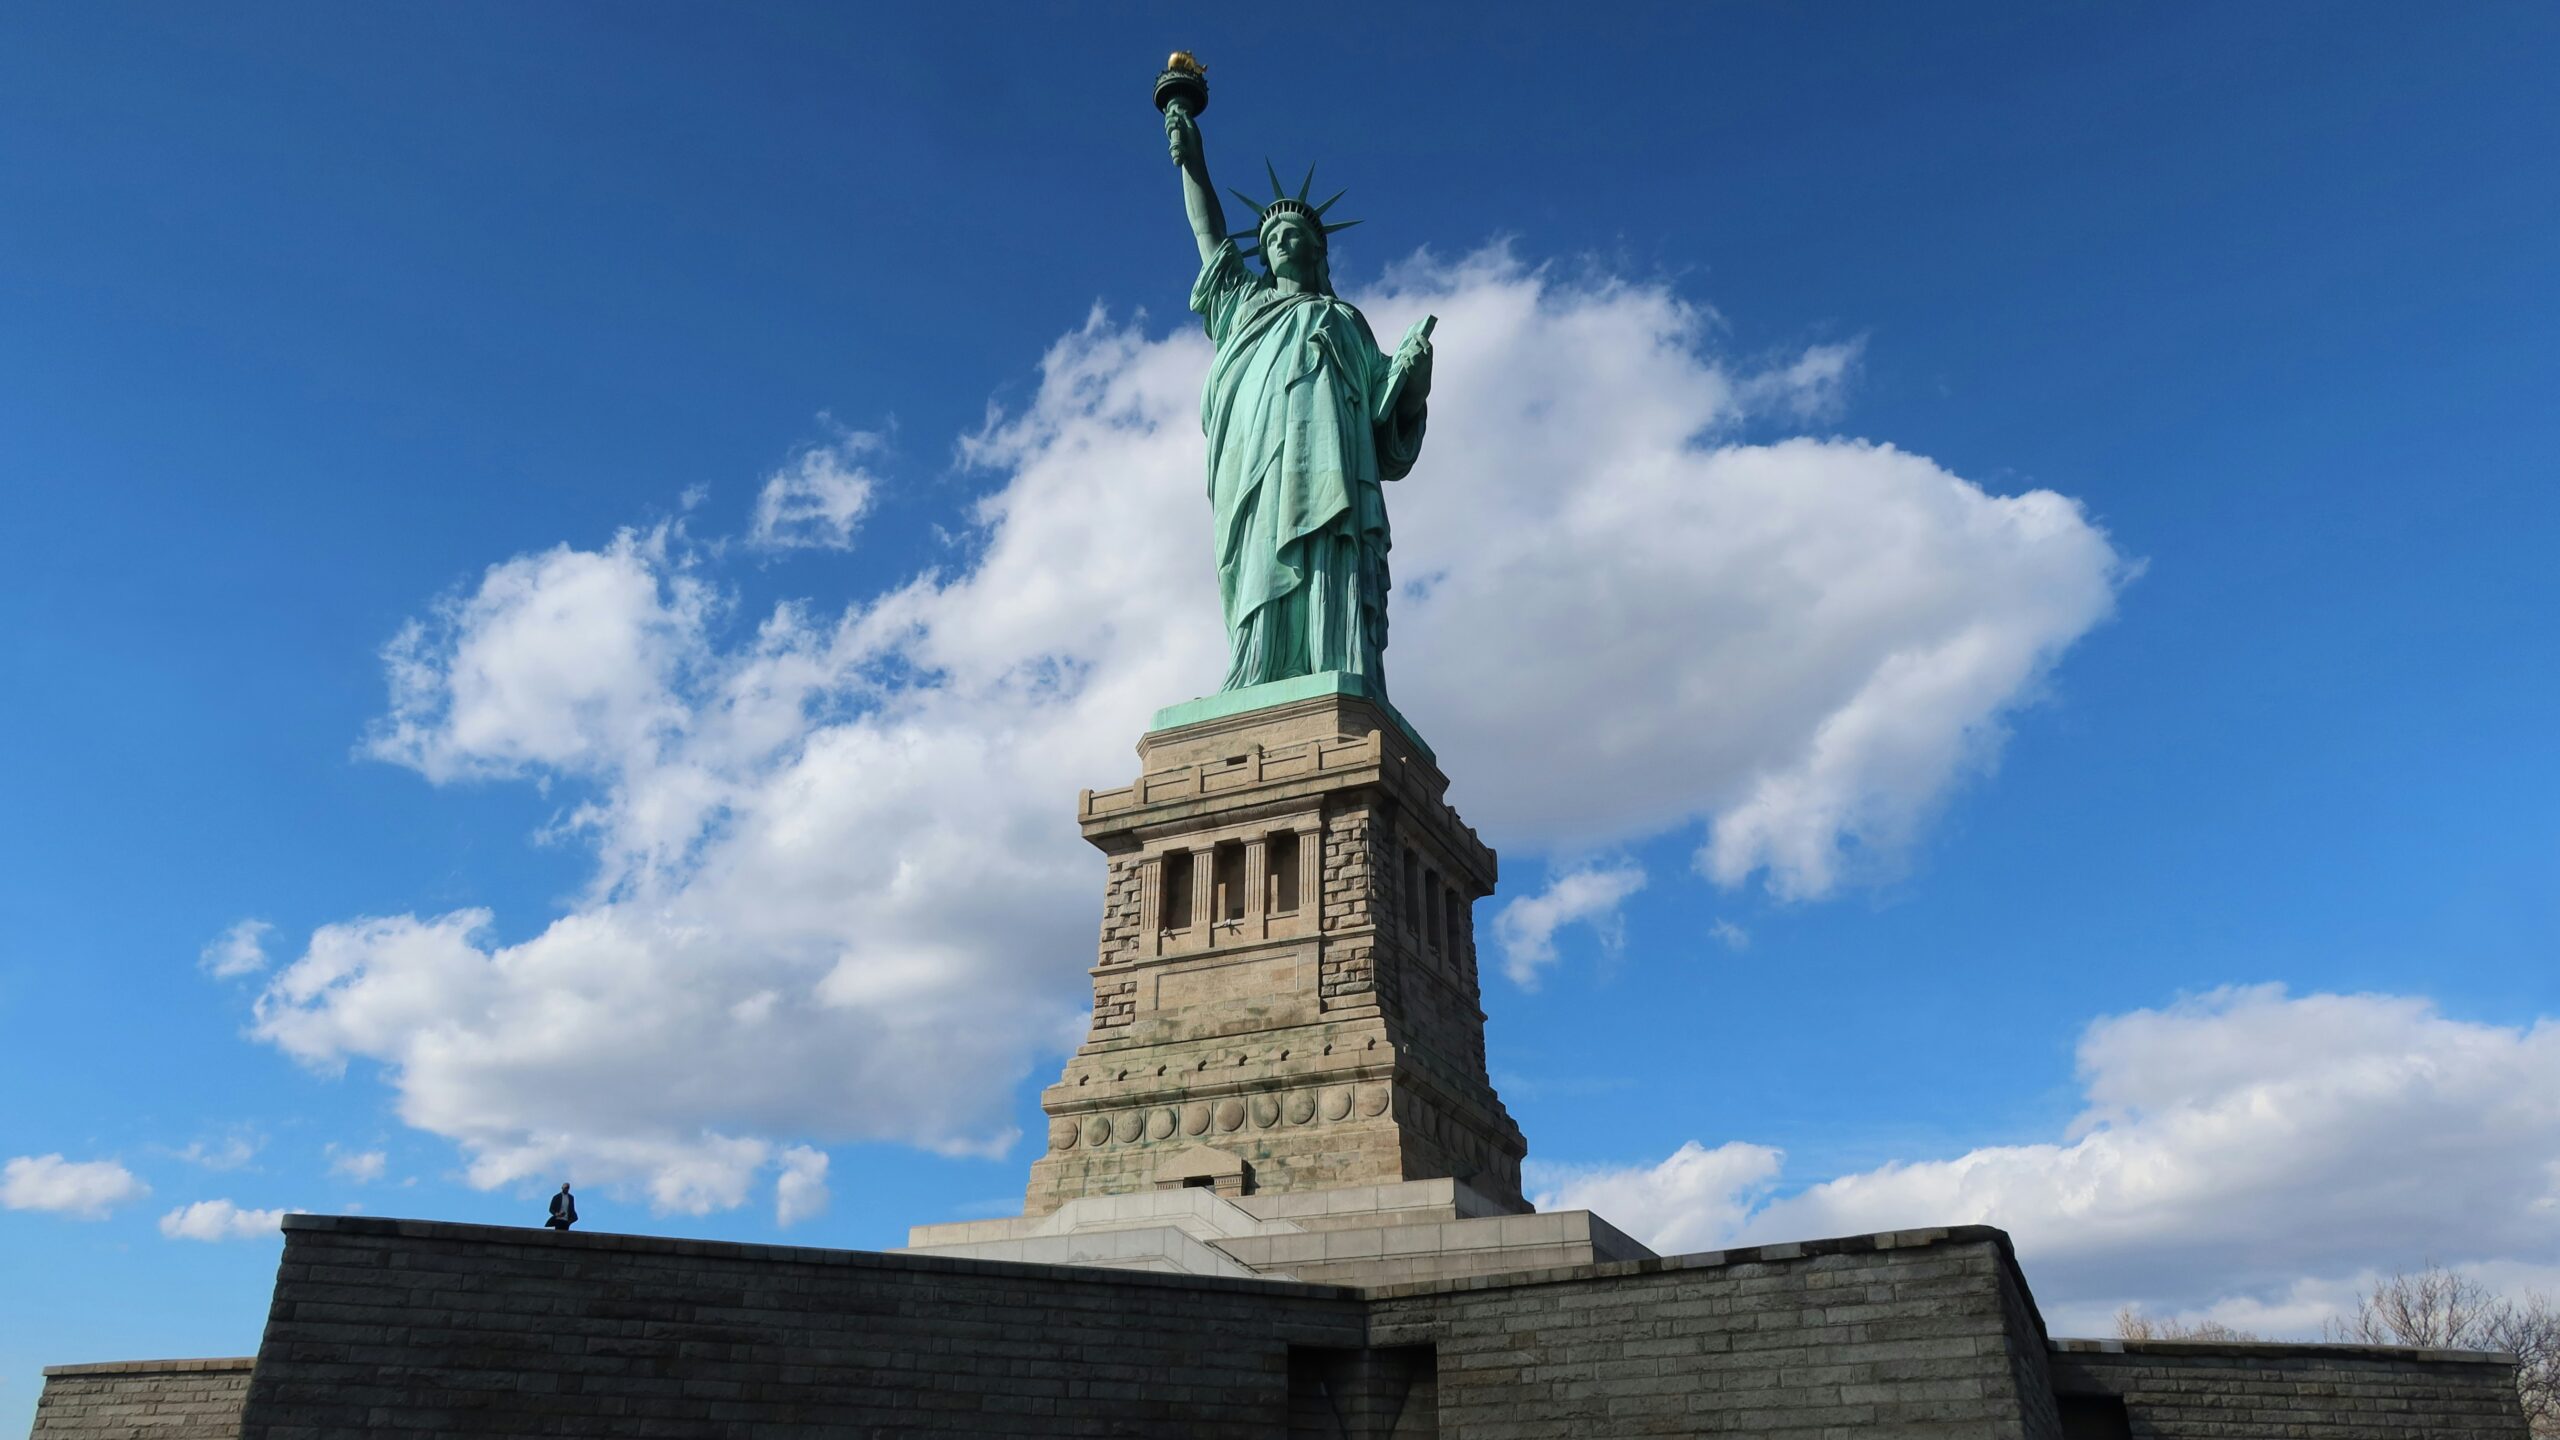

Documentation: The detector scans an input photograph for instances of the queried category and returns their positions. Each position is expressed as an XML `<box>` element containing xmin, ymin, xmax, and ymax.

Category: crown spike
<box><xmin>1313</xmin><ymin>187</ymin><xmax>1349</xmax><ymax>217</ymax></box>
<box><xmin>1267</xmin><ymin>158</ymin><xmax>1289</xmax><ymax>201</ymax></box>
<box><xmin>1322</xmin><ymin>219</ymin><xmax>1363</xmax><ymax>235</ymax></box>
<box><xmin>1228</xmin><ymin>188</ymin><xmax>1268</xmax><ymax>218</ymax></box>
<box><xmin>1297</xmin><ymin>164</ymin><xmax>1316</xmax><ymax>202</ymax></box>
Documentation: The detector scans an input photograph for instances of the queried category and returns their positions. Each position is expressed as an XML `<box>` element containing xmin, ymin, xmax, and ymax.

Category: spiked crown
<box><xmin>1229</xmin><ymin>161</ymin><xmax>1361</xmax><ymax>257</ymax></box>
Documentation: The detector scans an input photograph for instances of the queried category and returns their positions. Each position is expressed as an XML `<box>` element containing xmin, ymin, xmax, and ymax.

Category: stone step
<box><xmin>1211</xmin><ymin>1209</ymin><xmax>1653</xmax><ymax>1287</ymax></box>
<box><xmin>895</xmin><ymin>1224</ymin><xmax>1278</xmax><ymax>1280</ymax></box>
<box><xmin>1231</xmin><ymin>1176</ymin><xmax>1521</xmax><ymax>1233</ymax></box>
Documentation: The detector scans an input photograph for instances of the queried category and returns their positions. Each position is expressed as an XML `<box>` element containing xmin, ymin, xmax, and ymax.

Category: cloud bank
<box><xmin>1531</xmin><ymin>985</ymin><xmax>2560</xmax><ymax>1332</ymax></box>
<box><xmin>244</xmin><ymin>246</ymin><xmax>2123</xmax><ymax>1210</ymax></box>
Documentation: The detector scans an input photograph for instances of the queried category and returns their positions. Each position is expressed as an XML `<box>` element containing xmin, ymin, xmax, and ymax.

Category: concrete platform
<box><xmin>898</xmin><ymin>1185</ymin><xmax>1297</xmax><ymax>1278</ymax></box>
<box><xmin>1234</xmin><ymin>1176</ymin><xmax>1518</xmax><ymax>1232</ymax></box>
<box><xmin>900</xmin><ymin>1177</ymin><xmax>1652</xmax><ymax>1286</ymax></box>
<box><xmin>1214</xmin><ymin>1207</ymin><xmax>1652</xmax><ymax>1286</ymax></box>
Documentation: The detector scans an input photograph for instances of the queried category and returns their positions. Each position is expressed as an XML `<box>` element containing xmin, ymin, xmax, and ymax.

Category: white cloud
<box><xmin>199</xmin><ymin>919</ymin><xmax>273</xmax><ymax>978</ymax></box>
<box><xmin>2</xmin><ymin>1155</ymin><xmax>148</xmax><ymax>1219</ymax></box>
<box><xmin>748</xmin><ymin>435</ymin><xmax>879</xmax><ymax>551</ymax></box>
<box><xmin>362</xmin><ymin>527</ymin><xmax>713</xmax><ymax>787</ymax></box>
<box><xmin>775</xmin><ymin>1145</ymin><xmax>829</xmax><ymax>1227</ymax></box>
<box><xmin>158</xmin><ymin>1198</ymin><xmax>298</xmax><ymax>1242</ymax></box>
<box><xmin>1354</xmin><ymin>252</ymin><xmax>2120</xmax><ymax>889</ymax></box>
<box><xmin>1531</xmin><ymin>1140</ymin><xmax>1783</xmax><ymax>1256</ymax></box>
<box><xmin>1735</xmin><ymin>339</ymin><xmax>1862</xmax><ymax>419</ymax></box>
<box><xmin>248</xmin><ymin>246</ymin><xmax>2122</xmax><ymax>1209</ymax></box>
<box><xmin>1493</xmin><ymin>863</ymin><xmax>1648</xmax><ymax>987</ymax></box>
<box><xmin>326</xmin><ymin>1146</ymin><xmax>385</xmax><ymax>1183</ymax></box>
<box><xmin>1529</xmin><ymin>986</ymin><xmax>2560</xmax><ymax>1336</ymax></box>
<box><xmin>1708</xmin><ymin>918</ymin><xmax>1750</xmax><ymax>951</ymax></box>
<box><xmin>174</xmin><ymin>1133</ymin><xmax>261</xmax><ymax>1170</ymax></box>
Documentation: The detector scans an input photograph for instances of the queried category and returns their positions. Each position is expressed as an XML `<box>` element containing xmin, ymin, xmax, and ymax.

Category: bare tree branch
<box><xmin>2114</xmin><ymin>1307</ymin><xmax>2264</xmax><ymax>1343</ymax></box>
<box><xmin>2323</xmin><ymin>1264</ymin><xmax>2557</xmax><ymax>1437</ymax></box>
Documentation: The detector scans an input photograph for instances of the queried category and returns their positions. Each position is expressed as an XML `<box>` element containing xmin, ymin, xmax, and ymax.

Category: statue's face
<box><xmin>1262</xmin><ymin>215</ymin><xmax>1322</xmax><ymax>286</ymax></box>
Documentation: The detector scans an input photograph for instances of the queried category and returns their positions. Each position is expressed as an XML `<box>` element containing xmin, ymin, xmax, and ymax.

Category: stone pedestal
<box><xmin>1023</xmin><ymin>678</ymin><xmax>1529</xmax><ymax>1215</ymax></box>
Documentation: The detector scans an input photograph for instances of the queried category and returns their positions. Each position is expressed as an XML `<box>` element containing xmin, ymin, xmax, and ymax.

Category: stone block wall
<box><xmin>104</xmin><ymin>1216</ymin><xmax>2533</xmax><ymax>1440</ymax></box>
<box><xmin>1367</xmin><ymin>1227</ymin><xmax>2062</xmax><ymax>1439</ymax></box>
<box><xmin>31</xmin><ymin>1358</ymin><xmax>254</xmax><ymax>1439</ymax></box>
<box><xmin>1320</xmin><ymin>938</ymin><xmax>1377</xmax><ymax>1004</ymax></box>
<box><xmin>239</xmin><ymin>1215</ymin><xmax>1366</xmax><ymax>1439</ymax></box>
<box><xmin>1089</xmin><ymin>973</ymin><xmax>1138</xmax><ymax>1035</ymax></box>
<box><xmin>1389</xmin><ymin>1082</ymin><xmax>1524</xmax><ymax>1212</ymax></box>
<box><xmin>1321</xmin><ymin>806</ymin><xmax>1381</xmax><ymax>935</ymax></box>
<box><xmin>2047</xmin><ymin>1338</ymin><xmax>2529</xmax><ymax>1439</ymax></box>
<box><xmin>2000</xmin><ymin>1248</ymin><xmax>2065</xmax><ymax>1440</ymax></box>
<box><xmin>1096</xmin><ymin>854</ymin><xmax>1145</xmax><ymax>963</ymax></box>
<box><xmin>242</xmin><ymin>1220</ymin><xmax>2065</xmax><ymax>1439</ymax></box>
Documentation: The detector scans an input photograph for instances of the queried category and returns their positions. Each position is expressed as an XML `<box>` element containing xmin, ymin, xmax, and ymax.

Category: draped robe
<box><xmin>1190</xmin><ymin>240</ymin><xmax>1426</xmax><ymax>692</ymax></box>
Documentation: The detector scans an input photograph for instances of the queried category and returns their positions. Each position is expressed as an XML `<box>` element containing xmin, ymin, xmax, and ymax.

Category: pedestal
<box><xmin>1023</xmin><ymin>678</ymin><xmax>1529</xmax><ymax>1215</ymax></box>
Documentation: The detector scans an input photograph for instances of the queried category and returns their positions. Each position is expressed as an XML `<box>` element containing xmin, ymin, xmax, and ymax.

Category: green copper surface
<box><xmin>1162</xmin><ymin>76</ymin><xmax>1435</xmax><ymax>702</ymax></box>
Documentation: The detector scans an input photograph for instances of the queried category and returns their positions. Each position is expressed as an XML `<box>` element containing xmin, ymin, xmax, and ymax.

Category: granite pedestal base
<box><xmin>1028</xmin><ymin>685</ymin><xmax>1526</xmax><ymax>1215</ymax></box>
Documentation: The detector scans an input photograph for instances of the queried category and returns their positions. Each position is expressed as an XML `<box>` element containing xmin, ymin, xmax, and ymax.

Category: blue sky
<box><xmin>4</xmin><ymin>4</ymin><xmax>2556</xmax><ymax>1427</ymax></box>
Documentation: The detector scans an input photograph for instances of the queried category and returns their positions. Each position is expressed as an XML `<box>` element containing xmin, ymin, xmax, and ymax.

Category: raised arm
<box><xmin>1164</xmin><ymin>101</ymin><xmax>1228</xmax><ymax>266</ymax></box>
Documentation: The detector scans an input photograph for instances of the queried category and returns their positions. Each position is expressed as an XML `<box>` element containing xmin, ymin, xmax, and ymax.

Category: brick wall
<box><xmin>239</xmin><ymin>1215</ymin><xmax>1365</xmax><ymax>1439</ymax></box>
<box><xmin>2048</xmin><ymin>1337</ymin><xmax>2529</xmax><ymax>1439</ymax></box>
<box><xmin>1367</xmin><ymin>1227</ymin><xmax>2062</xmax><ymax>1439</ymax></box>
<box><xmin>31</xmin><ymin>1358</ymin><xmax>253</xmax><ymax>1439</ymax></box>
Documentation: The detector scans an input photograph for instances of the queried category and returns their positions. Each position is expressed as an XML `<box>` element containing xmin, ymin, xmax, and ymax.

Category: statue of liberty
<box><xmin>1158</xmin><ymin>56</ymin><xmax>1435</xmax><ymax>697</ymax></box>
